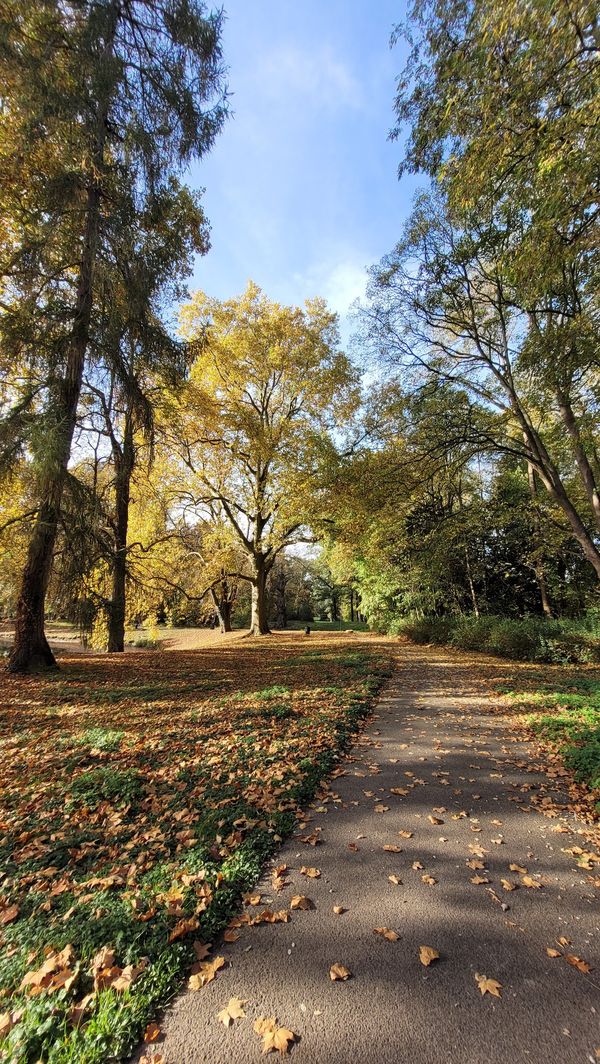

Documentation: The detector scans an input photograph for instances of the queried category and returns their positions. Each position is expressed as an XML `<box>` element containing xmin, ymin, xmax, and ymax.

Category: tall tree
<box><xmin>2</xmin><ymin>0</ymin><xmax>227</xmax><ymax>672</ymax></box>
<box><xmin>168</xmin><ymin>282</ymin><xmax>358</xmax><ymax>635</ymax></box>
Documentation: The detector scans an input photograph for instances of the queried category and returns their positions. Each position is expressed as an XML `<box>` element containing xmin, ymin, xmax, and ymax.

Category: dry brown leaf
<box><xmin>470</xmin><ymin>875</ymin><xmax>490</xmax><ymax>885</ymax></box>
<box><xmin>475</xmin><ymin>973</ymin><xmax>502</xmax><ymax>997</ymax></box>
<box><xmin>329</xmin><ymin>963</ymin><xmax>352</xmax><ymax>981</ymax></box>
<box><xmin>223</xmin><ymin>930</ymin><xmax>240</xmax><ymax>943</ymax></box>
<box><xmin>500</xmin><ymin>880</ymin><xmax>517</xmax><ymax>892</ymax></box>
<box><xmin>332</xmin><ymin>905</ymin><xmax>347</xmax><ymax>915</ymax></box>
<box><xmin>422</xmin><ymin>874</ymin><xmax>437</xmax><ymax>886</ymax></box>
<box><xmin>373</xmin><ymin>927</ymin><xmax>399</xmax><ymax>941</ymax></box>
<box><xmin>398</xmin><ymin>830</ymin><xmax>413</xmax><ymax>838</ymax></box>
<box><xmin>299</xmin><ymin>866</ymin><xmax>320</xmax><ymax>878</ymax></box>
<box><xmin>0</xmin><ymin>905</ymin><xmax>19</xmax><ymax>927</ymax></box>
<box><xmin>419</xmin><ymin>946</ymin><xmax>439</xmax><ymax>967</ymax></box>
<box><xmin>290</xmin><ymin>895</ymin><xmax>314</xmax><ymax>911</ymax></box>
<box><xmin>217</xmin><ymin>998</ymin><xmax>246</xmax><ymax>1027</ymax></box>
<box><xmin>188</xmin><ymin>956</ymin><xmax>225</xmax><ymax>990</ymax></box>
<box><xmin>509</xmin><ymin>863</ymin><xmax>527</xmax><ymax>874</ymax></box>
<box><xmin>565</xmin><ymin>954</ymin><xmax>592</xmax><ymax>973</ymax></box>
<box><xmin>253</xmin><ymin>1016</ymin><xmax>296</xmax><ymax>1055</ymax></box>
<box><xmin>521</xmin><ymin>875</ymin><xmax>542</xmax><ymax>889</ymax></box>
<box><xmin>546</xmin><ymin>948</ymin><xmax>561</xmax><ymax>958</ymax></box>
<box><xmin>388</xmin><ymin>875</ymin><xmax>402</xmax><ymax>885</ymax></box>
<box><xmin>383</xmin><ymin>844</ymin><xmax>402</xmax><ymax>853</ymax></box>
<box><xmin>428</xmin><ymin>815</ymin><xmax>444</xmax><ymax>825</ymax></box>
<box><xmin>144</xmin><ymin>1022</ymin><xmax>161</xmax><ymax>1043</ymax></box>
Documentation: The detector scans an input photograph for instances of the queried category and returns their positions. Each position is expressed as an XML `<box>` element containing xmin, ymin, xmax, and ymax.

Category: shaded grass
<box><xmin>0</xmin><ymin>635</ymin><xmax>392</xmax><ymax>1063</ymax></box>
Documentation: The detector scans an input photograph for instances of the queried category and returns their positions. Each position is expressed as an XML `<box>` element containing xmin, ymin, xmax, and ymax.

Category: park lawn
<box><xmin>0</xmin><ymin>634</ymin><xmax>392</xmax><ymax>1063</ymax></box>
<box><xmin>500</xmin><ymin>674</ymin><xmax>600</xmax><ymax>807</ymax></box>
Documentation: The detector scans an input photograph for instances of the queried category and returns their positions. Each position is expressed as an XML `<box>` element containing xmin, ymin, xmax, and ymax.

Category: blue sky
<box><xmin>187</xmin><ymin>1</ymin><xmax>419</xmax><ymax>343</ymax></box>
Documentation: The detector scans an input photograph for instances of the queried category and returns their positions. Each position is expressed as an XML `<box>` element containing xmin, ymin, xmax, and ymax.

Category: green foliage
<box><xmin>397</xmin><ymin>614</ymin><xmax>600</xmax><ymax>664</ymax></box>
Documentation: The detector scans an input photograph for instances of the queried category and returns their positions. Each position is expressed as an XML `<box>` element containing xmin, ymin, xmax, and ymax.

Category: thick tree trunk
<box><xmin>8</xmin><ymin>10</ymin><xmax>116</xmax><ymax>673</ymax></box>
<box><xmin>9</xmin><ymin>185</ymin><xmax>102</xmax><ymax>673</ymax></box>
<box><xmin>107</xmin><ymin>416</ymin><xmax>133</xmax><ymax>652</ymax></box>
<box><xmin>250</xmin><ymin>559</ymin><xmax>271</xmax><ymax>635</ymax></box>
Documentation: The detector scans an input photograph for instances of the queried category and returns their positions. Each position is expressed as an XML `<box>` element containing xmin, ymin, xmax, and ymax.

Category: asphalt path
<box><xmin>138</xmin><ymin>644</ymin><xmax>600</xmax><ymax>1064</ymax></box>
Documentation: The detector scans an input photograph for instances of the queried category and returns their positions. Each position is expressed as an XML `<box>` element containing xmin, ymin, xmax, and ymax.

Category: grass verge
<box><xmin>501</xmin><ymin>676</ymin><xmax>600</xmax><ymax>805</ymax></box>
<box><xmin>0</xmin><ymin>635</ymin><xmax>392</xmax><ymax>1063</ymax></box>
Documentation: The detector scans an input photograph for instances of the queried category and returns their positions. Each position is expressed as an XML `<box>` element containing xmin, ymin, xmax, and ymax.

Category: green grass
<box><xmin>504</xmin><ymin>676</ymin><xmax>600</xmax><ymax>800</ymax></box>
<box><xmin>0</xmin><ymin>638</ymin><xmax>392</xmax><ymax>1063</ymax></box>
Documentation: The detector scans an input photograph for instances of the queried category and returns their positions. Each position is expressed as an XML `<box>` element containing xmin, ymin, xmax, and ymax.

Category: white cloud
<box><xmin>260</xmin><ymin>44</ymin><xmax>364</xmax><ymax>110</ymax></box>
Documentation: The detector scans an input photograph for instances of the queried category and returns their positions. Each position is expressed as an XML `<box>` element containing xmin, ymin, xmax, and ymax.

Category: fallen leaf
<box><xmin>332</xmin><ymin>905</ymin><xmax>347</xmax><ymax>915</ymax></box>
<box><xmin>383</xmin><ymin>844</ymin><xmax>402</xmax><ymax>853</ymax></box>
<box><xmin>500</xmin><ymin>880</ymin><xmax>517</xmax><ymax>892</ymax></box>
<box><xmin>144</xmin><ymin>1022</ymin><xmax>161</xmax><ymax>1043</ymax></box>
<box><xmin>218</xmin><ymin>997</ymin><xmax>246</xmax><ymax>1027</ymax></box>
<box><xmin>329</xmin><ymin>963</ymin><xmax>351</xmax><ymax>981</ymax></box>
<box><xmin>373</xmin><ymin>927</ymin><xmax>399</xmax><ymax>941</ymax></box>
<box><xmin>290</xmin><ymin>895</ymin><xmax>314</xmax><ymax>911</ymax></box>
<box><xmin>546</xmin><ymin>948</ymin><xmax>561</xmax><ymax>958</ymax></box>
<box><xmin>188</xmin><ymin>956</ymin><xmax>225</xmax><ymax>990</ymax></box>
<box><xmin>475</xmin><ymin>973</ymin><xmax>502</xmax><ymax>998</ymax></box>
<box><xmin>253</xmin><ymin>1016</ymin><xmax>296</xmax><ymax>1055</ymax></box>
<box><xmin>509</xmin><ymin>864</ymin><xmax>527</xmax><ymax>874</ymax></box>
<box><xmin>419</xmin><ymin>946</ymin><xmax>439</xmax><ymax>967</ymax></box>
<box><xmin>0</xmin><ymin>905</ymin><xmax>19</xmax><ymax>927</ymax></box>
<box><xmin>470</xmin><ymin>875</ymin><xmax>490</xmax><ymax>885</ymax></box>
<box><xmin>398</xmin><ymin>830</ymin><xmax>413</xmax><ymax>838</ymax></box>
<box><xmin>421</xmin><ymin>874</ymin><xmax>437</xmax><ymax>886</ymax></box>
<box><xmin>521</xmin><ymin>876</ymin><xmax>542</xmax><ymax>889</ymax></box>
<box><xmin>300</xmin><ymin>867</ymin><xmax>320</xmax><ymax>878</ymax></box>
<box><xmin>565</xmin><ymin>954</ymin><xmax>592</xmax><ymax>973</ymax></box>
<box><xmin>388</xmin><ymin>875</ymin><xmax>402</xmax><ymax>885</ymax></box>
<box><xmin>428</xmin><ymin>816</ymin><xmax>444</xmax><ymax>825</ymax></box>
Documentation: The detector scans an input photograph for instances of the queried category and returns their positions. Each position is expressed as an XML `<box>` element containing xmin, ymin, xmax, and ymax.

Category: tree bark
<box><xmin>107</xmin><ymin>412</ymin><xmax>133</xmax><ymax>652</ymax></box>
<box><xmin>9</xmin><ymin>182</ymin><xmax>103</xmax><ymax>673</ymax></box>
<box><xmin>525</xmin><ymin>456</ymin><xmax>552</xmax><ymax>618</ymax></box>
<box><xmin>210</xmin><ymin>586</ymin><xmax>233</xmax><ymax>633</ymax></box>
<box><xmin>250</xmin><ymin>557</ymin><xmax>271</xmax><ymax>635</ymax></box>
<box><xmin>8</xmin><ymin>10</ymin><xmax>117</xmax><ymax>673</ymax></box>
<box><xmin>556</xmin><ymin>389</ymin><xmax>600</xmax><ymax>533</ymax></box>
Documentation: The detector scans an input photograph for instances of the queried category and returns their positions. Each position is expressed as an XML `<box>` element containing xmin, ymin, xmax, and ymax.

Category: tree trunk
<box><xmin>250</xmin><ymin>558</ymin><xmax>271</xmax><ymax>635</ymax></box>
<box><xmin>464</xmin><ymin>550</ymin><xmax>480</xmax><ymax>618</ymax></box>
<box><xmin>556</xmin><ymin>390</ymin><xmax>600</xmax><ymax>533</ymax></box>
<box><xmin>107</xmin><ymin>414</ymin><xmax>133</xmax><ymax>652</ymax></box>
<box><xmin>525</xmin><ymin>456</ymin><xmax>552</xmax><ymax>618</ymax></box>
<box><xmin>8</xmin><ymin>12</ymin><xmax>116</xmax><ymax>673</ymax></box>
<box><xmin>210</xmin><ymin>587</ymin><xmax>233</xmax><ymax>633</ymax></box>
<box><xmin>8</xmin><ymin>184</ymin><xmax>102</xmax><ymax>673</ymax></box>
<box><xmin>516</xmin><ymin>412</ymin><xmax>600</xmax><ymax>582</ymax></box>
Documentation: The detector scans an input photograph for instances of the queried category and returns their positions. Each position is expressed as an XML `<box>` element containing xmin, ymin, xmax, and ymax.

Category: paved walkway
<box><xmin>143</xmin><ymin>645</ymin><xmax>600</xmax><ymax>1064</ymax></box>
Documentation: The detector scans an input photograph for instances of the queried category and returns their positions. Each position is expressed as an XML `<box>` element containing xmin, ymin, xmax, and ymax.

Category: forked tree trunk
<box><xmin>249</xmin><ymin>558</ymin><xmax>271</xmax><ymax>635</ymax></box>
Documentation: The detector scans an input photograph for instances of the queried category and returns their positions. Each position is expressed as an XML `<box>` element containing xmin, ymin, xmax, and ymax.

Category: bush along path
<box><xmin>138</xmin><ymin>643</ymin><xmax>600</xmax><ymax>1064</ymax></box>
<box><xmin>0</xmin><ymin>637</ymin><xmax>393</xmax><ymax>1063</ymax></box>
